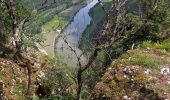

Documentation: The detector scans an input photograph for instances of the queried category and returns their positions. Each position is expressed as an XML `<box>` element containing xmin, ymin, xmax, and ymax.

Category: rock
<box><xmin>56</xmin><ymin>29</ymin><xmax>61</xmax><ymax>33</ymax></box>
<box><xmin>160</xmin><ymin>67</ymin><xmax>170</xmax><ymax>75</ymax></box>
<box><xmin>123</xmin><ymin>95</ymin><xmax>131</xmax><ymax>100</ymax></box>
<box><xmin>144</xmin><ymin>69</ymin><xmax>151</xmax><ymax>74</ymax></box>
<box><xmin>38</xmin><ymin>71</ymin><xmax>45</xmax><ymax>78</ymax></box>
<box><xmin>35</xmin><ymin>43</ymin><xmax>48</xmax><ymax>55</ymax></box>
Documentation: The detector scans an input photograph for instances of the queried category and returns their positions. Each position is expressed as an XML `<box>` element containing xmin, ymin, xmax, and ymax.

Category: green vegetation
<box><xmin>15</xmin><ymin>85</ymin><xmax>24</xmax><ymax>100</ymax></box>
<box><xmin>26</xmin><ymin>0</ymin><xmax>87</xmax><ymax>35</ymax></box>
<box><xmin>42</xmin><ymin>16</ymin><xmax>71</xmax><ymax>32</ymax></box>
<box><xmin>36</xmin><ymin>57</ymin><xmax>77</xmax><ymax>99</ymax></box>
<box><xmin>130</xmin><ymin>54</ymin><xmax>159</xmax><ymax>69</ymax></box>
<box><xmin>79</xmin><ymin>0</ymin><xmax>111</xmax><ymax>50</ymax></box>
<box><xmin>1</xmin><ymin>0</ymin><xmax>170</xmax><ymax>99</ymax></box>
<box><xmin>140</xmin><ymin>38</ymin><xmax>170</xmax><ymax>52</ymax></box>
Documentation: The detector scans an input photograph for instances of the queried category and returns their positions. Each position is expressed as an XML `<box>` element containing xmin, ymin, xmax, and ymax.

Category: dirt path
<box><xmin>42</xmin><ymin>30</ymin><xmax>60</xmax><ymax>57</ymax></box>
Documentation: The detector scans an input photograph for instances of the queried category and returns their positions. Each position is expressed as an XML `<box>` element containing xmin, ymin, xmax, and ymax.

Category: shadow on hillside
<box><xmin>138</xmin><ymin>87</ymin><xmax>164</xmax><ymax>100</ymax></box>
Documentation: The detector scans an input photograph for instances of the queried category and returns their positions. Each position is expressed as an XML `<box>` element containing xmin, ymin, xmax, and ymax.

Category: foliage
<box><xmin>125</xmin><ymin>13</ymin><xmax>142</xmax><ymax>29</ymax></box>
<box><xmin>25</xmin><ymin>0</ymin><xmax>85</xmax><ymax>35</ymax></box>
<box><xmin>151</xmin><ymin>4</ymin><xmax>168</xmax><ymax>23</ymax></box>
<box><xmin>1</xmin><ymin>0</ymin><xmax>170</xmax><ymax>99</ymax></box>
<box><xmin>42</xmin><ymin>16</ymin><xmax>71</xmax><ymax>32</ymax></box>
<box><xmin>37</xmin><ymin>57</ymin><xmax>76</xmax><ymax>99</ymax></box>
<box><xmin>140</xmin><ymin>38</ymin><xmax>170</xmax><ymax>51</ymax></box>
<box><xmin>15</xmin><ymin>84</ymin><xmax>24</xmax><ymax>100</ymax></box>
<box><xmin>0</xmin><ymin>0</ymin><xmax>31</xmax><ymax>33</ymax></box>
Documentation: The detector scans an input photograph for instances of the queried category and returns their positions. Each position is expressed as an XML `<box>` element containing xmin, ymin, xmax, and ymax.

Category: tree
<box><xmin>67</xmin><ymin>0</ymin><xmax>162</xmax><ymax>99</ymax></box>
<box><xmin>71</xmin><ymin>0</ymin><xmax>131</xmax><ymax>99</ymax></box>
<box><xmin>0</xmin><ymin>0</ymin><xmax>40</xmax><ymax>99</ymax></box>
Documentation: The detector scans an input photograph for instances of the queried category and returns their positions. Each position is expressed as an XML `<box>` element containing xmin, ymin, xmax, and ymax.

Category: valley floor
<box><xmin>42</xmin><ymin>0</ymin><xmax>92</xmax><ymax>56</ymax></box>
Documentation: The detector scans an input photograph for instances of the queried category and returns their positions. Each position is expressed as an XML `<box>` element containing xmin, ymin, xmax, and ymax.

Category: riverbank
<box><xmin>42</xmin><ymin>0</ymin><xmax>92</xmax><ymax>57</ymax></box>
<box><xmin>79</xmin><ymin>0</ymin><xmax>111</xmax><ymax>51</ymax></box>
<box><xmin>54</xmin><ymin>0</ymin><xmax>98</xmax><ymax>66</ymax></box>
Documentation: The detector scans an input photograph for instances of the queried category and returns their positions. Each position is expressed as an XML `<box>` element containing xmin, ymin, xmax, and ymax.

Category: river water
<box><xmin>55</xmin><ymin>0</ymin><xmax>98</xmax><ymax>66</ymax></box>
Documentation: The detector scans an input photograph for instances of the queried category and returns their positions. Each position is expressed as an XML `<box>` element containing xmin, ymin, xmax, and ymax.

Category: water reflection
<box><xmin>55</xmin><ymin>0</ymin><xmax>98</xmax><ymax>66</ymax></box>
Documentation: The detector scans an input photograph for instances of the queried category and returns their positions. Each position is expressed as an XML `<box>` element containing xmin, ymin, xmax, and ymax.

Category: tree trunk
<box><xmin>75</xmin><ymin>1</ymin><xmax>129</xmax><ymax>99</ymax></box>
<box><xmin>8</xmin><ymin>0</ymin><xmax>21</xmax><ymax>50</ymax></box>
<box><xmin>26</xmin><ymin>63</ymin><xmax>32</xmax><ymax>99</ymax></box>
<box><xmin>76</xmin><ymin>69</ymin><xmax>82</xmax><ymax>100</ymax></box>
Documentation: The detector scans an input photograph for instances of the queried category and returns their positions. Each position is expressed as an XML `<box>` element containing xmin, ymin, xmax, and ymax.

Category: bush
<box><xmin>140</xmin><ymin>38</ymin><xmax>170</xmax><ymax>52</ymax></box>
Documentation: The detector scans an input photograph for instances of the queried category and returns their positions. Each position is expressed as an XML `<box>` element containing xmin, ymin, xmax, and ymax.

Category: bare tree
<box><xmin>71</xmin><ymin>0</ymin><xmax>130</xmax><ymax>99</ymax></box>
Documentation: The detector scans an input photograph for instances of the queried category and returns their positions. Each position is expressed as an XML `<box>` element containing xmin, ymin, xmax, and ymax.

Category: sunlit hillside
<box><xmin>0</xmin><ymin>0</ymin><xmax>170</xmax><ymax>99</ymax></box>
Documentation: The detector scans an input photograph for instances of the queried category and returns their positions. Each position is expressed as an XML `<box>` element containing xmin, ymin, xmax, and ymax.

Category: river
<box><xmin>55</xmin><ymin>0</ymin><xmax>98</xmax><ymax>66</ymax></box>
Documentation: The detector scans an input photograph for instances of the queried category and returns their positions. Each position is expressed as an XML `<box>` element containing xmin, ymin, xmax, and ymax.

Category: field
<box><xmin>26</xmin><ymin>0</ymin><xmax>92</xmax><ymax>56</ymax></box>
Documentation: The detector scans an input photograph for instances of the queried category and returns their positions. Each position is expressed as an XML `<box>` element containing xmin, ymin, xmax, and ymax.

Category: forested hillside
<box><xmin>0</xmin><ymin>0</ymin><xmax>170</xmax><ymax>100</ymax></box>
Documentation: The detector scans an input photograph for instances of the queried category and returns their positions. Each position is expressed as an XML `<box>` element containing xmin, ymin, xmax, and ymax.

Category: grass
<box><xmin>42</xmin><ymin>16</ymin><xmax>71</xmax><ymax>32</ymax></box>
<box><xmin>140</xmin><ymin>38</ymin><xmax>170</xmax><ymax>52</ymax></box>
<box><xmin>15</xmin><ymin>85</ymin><xmax>24</xmax><ymax>100</ymax></box>
<box><xmin>115</xmin><ymin>38</ymin><xmax>170</xmax><ymax>71</ymax></box>
<box><xmin>129</xmin><ymin>54</ymin><xmax>160</xmax><ymax>69</ymax></box>
<box><xmin>26</xmin><ymin>0</ymin><xmax>86</xmax><ymax>35</ymax></box>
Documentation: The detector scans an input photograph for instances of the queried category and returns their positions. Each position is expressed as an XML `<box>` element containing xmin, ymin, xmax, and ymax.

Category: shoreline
<box><xmin>78</xmin><ymin>3</ymin><xmax>104</xmax><ymax>51</ymax></box>
<box><xmin>43</xmin><ymin>0</ymin><xmax>93</xmax><ymax>57</ymax></box>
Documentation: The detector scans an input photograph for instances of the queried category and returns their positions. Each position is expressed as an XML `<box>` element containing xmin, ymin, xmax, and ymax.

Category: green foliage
<box><xmin>15</xmin><ymin>84</ymin><xmax>24</xmax><ymax>100</ymax></box>
<box><xmin>38</xmin><ymin>57</ymin><xmax>76</xmax><ymax>98</ymax></box>
<box><xmin>31</xmin><ymin>52</ymin><xmax>38</xmax><ymax>58</ymax></box>
<box><xmin>140</xmin><ymin>38</ymin><xmax>170</xmax><ymax>51</ymax></box>
<box><xmin>143</xmin><ymin>21</ymin><xmax>161</xmax><ymax>36</ymax></box>
<box><xmin>97</xmin><ymin>50</ymin><xmax>107</xmax><ymax>62</ymax></box>
<box><xmin>14</xmin><ymin>0</ymin><xmax>32</xmax><ymax>22</ymax></box>
<box><xmin>42</xmin><ymin>16</ymin><xmax>71</xmax><ymax>32</ymax></box>
<box><xmin>0</xmin><ymin>0</ymin><xmax>31</xmax><ymax>33</ymax></box>
<box><xmin>26</xmin><ymin>0</ymin><xmax>85</xmax><ymax>35</ymax></box>
<box><xmin>151</xmin><ymin>5</ymin><xmax>168</xmax><ymax>23</ymax></box>
<box><xmin>125</xmin><ymin>13</ymin><xmax>142</xmax><ymax>28</ymax></box>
